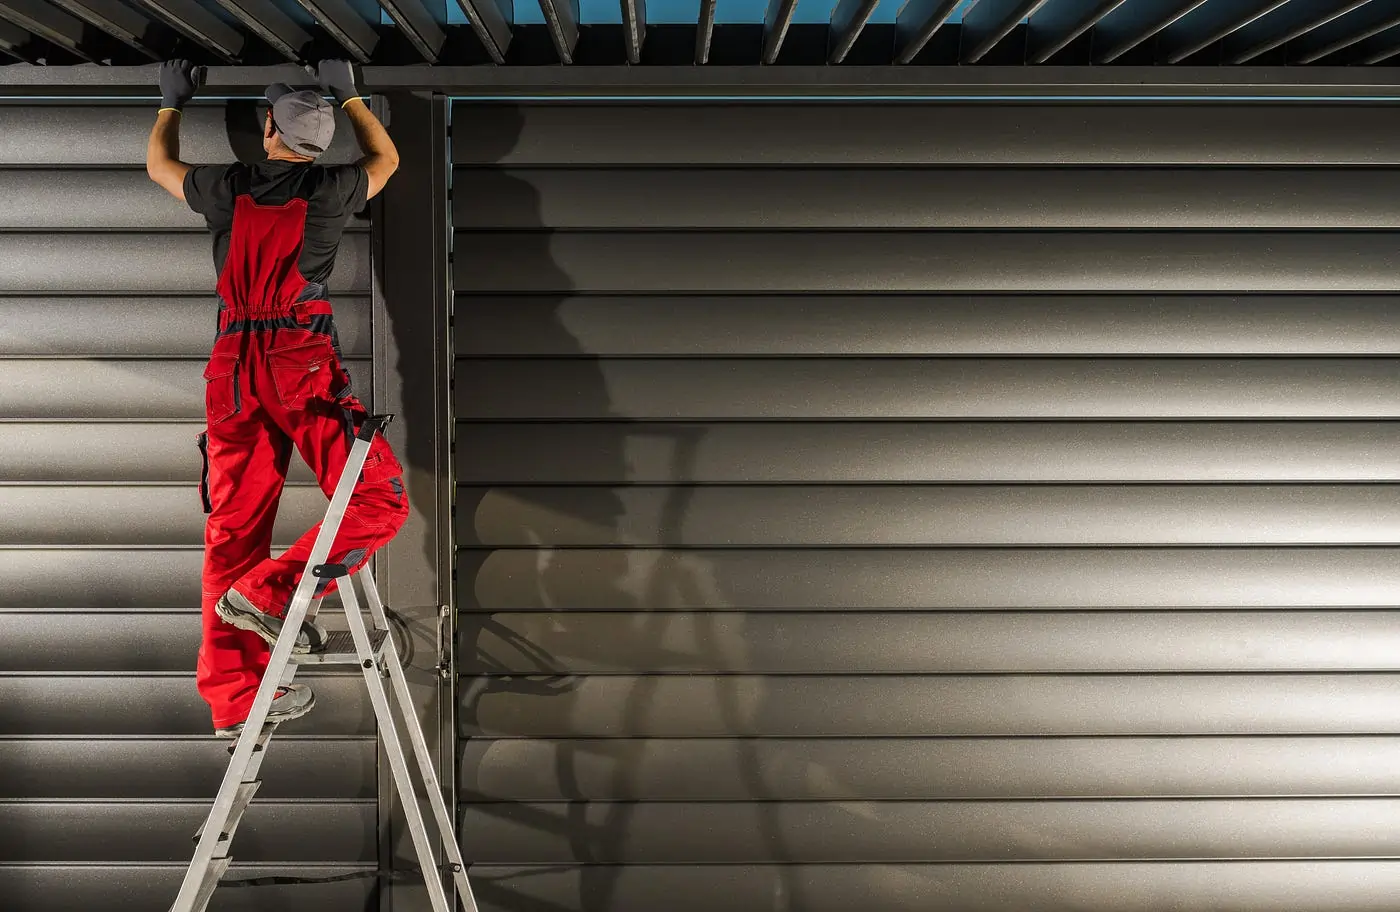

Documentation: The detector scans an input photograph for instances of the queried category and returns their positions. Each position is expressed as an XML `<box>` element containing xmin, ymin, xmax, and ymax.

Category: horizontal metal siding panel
<box><xmin>459</xmin><ymin>674</ymin><xmax>1400</xmax><ymax>737</ymax></box>
<box><xmin>452</xmin><ymin>231</ymin><xmax>1400</xmax><ymax>293</ymax></box>
<box><xmin>460</xmin><ymin>799</ymin><xmax>1400</xmax><ymax>863</ymax></box>
<box><xmin>0</xmin><ymin>801</ymin><xmax>373</xmax><ymax>862</ymax></box>
<box><xmin>0</xmin><ymin>169</ymin><xmax>371</xmax><ymax>231</ymax></box>
<box><xmin>459</xmin><ymin>611</ymin><xmax>1400</xmax><ymax>674</ymax></box>
<box><xmin>459</xmin><ymin>484</ymin><xmax>1400</xmax><ymax>547</ymax></box>
<box><xmin>452</xmin><ymin>295</ymin><xmax>1400</xmax><ymax>356</ymax></box>
<box><xmin>0</xmin><ymin>104</ymin><xmax>367</xmax><ymax>166</ymax></box>
<box><xmin>460</xmin><ymin>736</ymin><xmax>1400</xmax><ymax>801</ymax></box>
<box><xmin>453</xmin><ymin>168</ymin><xmax>1400</xmax><ymax>230</ymax></box>
<box><xmin>465</xmin><ymin>862</ymin><xmax>1400</xmax><ymax>911</ymax></box>
<box><xmin>0</xmin><ymin>485</ymin><xmax>327</xmax><ymax>546</ymax></box>
<box><xmin>0</xmin><ymin>865</ymin><xmax>374</xmax><ymax>912</ymax></box>
<box><xmin>450</xmin><ymin>104</ymin><xmax>1400</xmax><ymax>166</ymax></box>
<box><xmin>0</xmin><ymin>550</ymin><xmax>201</xmax><ymax>609</ymax></box>
<box><xmin>0</xmin><ymin>737</ymin><xmax>375</xmax><ymax>798</ymax></box>
<box><xmin>0</xmin><ymin>232</ymin><xmax>370</xmax><ymax>293</ymax></box>
<box><xmin>462</xmin><ymin>547</ymin><xmax>1400</xmax><ymax>610</ymax></box>
<box><xmin>0</xmin><ymin>296</ymin><xmax>371</xmax><ymax>357</ymax></box>
<box><xmin>455</xmin><ymin>421</ymin><xmax>1400</xmax><ymax>484</ymax></box>
<box><xmin>0</xmin><ymin>675</ymin><xmax>372</xmax><ymax>735</ymax></box>
<box><xmin>3</xmin><ymin>423</ymin><xmax>319</xmax><ymax>483</ymax></box>
<box><xmin>0</xmin><ymin>358</ymin><xmax>371</xmax><ymax>419</ymax></box>
<box><xmin>456</xmin><ymin>359</ymin><xmax>1400</xmax><ymax>420</ymax></box>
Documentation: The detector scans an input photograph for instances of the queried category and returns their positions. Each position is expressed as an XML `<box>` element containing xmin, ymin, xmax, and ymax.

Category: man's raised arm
<box><xmin>146</xmin><ymin>60</ymin><xmax>205</xmax><ymax>201</ymax></box>
<box><xmin>314</xmin><ymin>60</ymin><xmax>400</xmax><ymax>200</ymax></box>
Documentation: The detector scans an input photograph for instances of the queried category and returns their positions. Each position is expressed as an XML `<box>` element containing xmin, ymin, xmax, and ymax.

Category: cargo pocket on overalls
<box><xmin>203</xmin><ymin>354</ymin><xmax>240</xmax><ymax>425</ymax></box>
<box><xmin>196</xmin><ymin>432</ymin><xmax>213</xmax><ymax>514</ymax></box>
<box><xmin>268</xmin><ymin>337</ymin><xmax>342</xmax><ymax>410</ymax></box>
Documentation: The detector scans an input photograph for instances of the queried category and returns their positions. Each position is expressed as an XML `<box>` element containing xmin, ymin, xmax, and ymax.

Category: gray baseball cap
<box><xmin>265</xmin><ymin>82</ymin><xmax>335</xmax><ymax>158</ymax></box>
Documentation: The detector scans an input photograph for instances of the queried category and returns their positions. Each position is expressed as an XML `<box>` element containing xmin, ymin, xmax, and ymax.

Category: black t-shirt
<box><xmin>183</xmin><ymin>160</ymin><xmax>368</xmax><ymax>288</ymax></box>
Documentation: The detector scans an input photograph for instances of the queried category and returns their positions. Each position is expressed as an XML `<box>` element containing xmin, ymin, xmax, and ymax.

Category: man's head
<box><xmin>263</xmin><ymin>83</ymin><xmax>335</xmax><ymax>161</ymax></box>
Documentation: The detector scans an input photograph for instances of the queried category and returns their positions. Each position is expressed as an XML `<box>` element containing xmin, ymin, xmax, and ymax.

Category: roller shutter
<box><xmin>0</xmin><ymin>103</ymin><xmax>380</xmax><ymax>910</ymax></box>
<box><xmin>452</xmin><ymin>101</ymin><xmax>1400</xmax><ymax>911</ymax></box>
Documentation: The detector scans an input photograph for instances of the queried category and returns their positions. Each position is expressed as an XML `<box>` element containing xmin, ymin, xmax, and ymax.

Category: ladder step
<box><xmin>170</xmin><ymin>855</ymin><xmax>231</xmax><ymax>912</ymax></box>
<box><xmin>293</xmin><ymin>628</ymin><xmax>389</xmax><ymax>666</ymax></box>
<box><xmin>192</xmin><ymin>780</ymin><xmax>261</xmax><ymax>851</ymax></box>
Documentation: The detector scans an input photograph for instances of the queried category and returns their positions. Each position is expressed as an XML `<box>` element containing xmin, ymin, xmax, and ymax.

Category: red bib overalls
<box><xmin>196</xmin><ymin>181</ymin><xmax>409</xmax><ymax>729</ymax></box>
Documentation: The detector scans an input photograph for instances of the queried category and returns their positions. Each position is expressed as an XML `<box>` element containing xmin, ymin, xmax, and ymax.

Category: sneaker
<box><xmin>215</xmin><ymin>587</ymin><xmax>329</xmax><ymax>655</ymax></box>
<box><xmin>213</xmin><ymin>684</ymin><xmax>316</xmax><ymax>738</ymax></box>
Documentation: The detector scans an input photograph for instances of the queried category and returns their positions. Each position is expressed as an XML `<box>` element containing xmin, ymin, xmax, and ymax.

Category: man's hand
<box><xmin>158</xmin><ymin>59</ymin><xmax>204</xmax><ymax>112</ymax></box>
<box><xmin>310</xmin><ymin>59</ymin><xmax>359</xmax><ymax>107</ymax></box>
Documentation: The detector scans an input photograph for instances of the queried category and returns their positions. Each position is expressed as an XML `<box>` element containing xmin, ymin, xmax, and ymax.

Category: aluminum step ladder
<box><xmin>170</xmin><ymin>414</ymin><xmax>478</xmax><ymax>912</ymax></box>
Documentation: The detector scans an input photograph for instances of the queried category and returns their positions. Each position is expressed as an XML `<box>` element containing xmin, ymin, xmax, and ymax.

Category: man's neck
<box><xmin>266</xmin><ymin>150</ymin><xmax>313</xmax><ymax>164</ymax></box>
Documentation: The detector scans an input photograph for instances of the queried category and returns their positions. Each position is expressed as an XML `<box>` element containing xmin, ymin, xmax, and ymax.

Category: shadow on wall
<box><xmin>451</xmin><ymin>104</ymin><xmax>805</xmax><ymax>912</ymax></box>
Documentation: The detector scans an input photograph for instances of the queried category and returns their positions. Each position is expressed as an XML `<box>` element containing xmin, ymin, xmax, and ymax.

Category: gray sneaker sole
<box><xmin>215</xmin><ymin>594</ymin><xmax>315</xmax><ymax>655</ymax></box>
<box><xmin>213</xmin><ymin>690</ymin><xmax>317</xmax><ymax>738</ymax></box>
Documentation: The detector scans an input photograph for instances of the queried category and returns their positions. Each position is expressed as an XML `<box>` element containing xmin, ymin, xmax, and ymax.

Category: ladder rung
<box><xmin>193</xmin><ymin>780</ymin><xmax>261</xmax><ymax>851</ymax></box>
<box><xmin>293</xmin><ymin>628</ymin><xmax>390</xmax><ymax>666</ymax></box>
<box><xmin>175</xmin><ymin>855</ymin><xmax>231</xmax><ymax>912</ymax></box>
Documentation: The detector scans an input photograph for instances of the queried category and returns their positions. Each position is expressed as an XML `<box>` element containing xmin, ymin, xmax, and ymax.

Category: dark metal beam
<box><xmin>4</xmin><ymin>65</ymin><xmax>1400</xmax><ymax>97</ymax></box>
<box><xmin>126</xmin><ymin>0</ymin><xmax>245</xmax><ymax>61</ymax></box>
<box><xmin>621</xmin><ymin>0</ymin><xmax>645</xmax><ymax>63</ymax></box>
<box><xmin>1026</xmin><ymin>0</ymin><xmax>1124</xmax><ymax>63</ymax></box>
<box><xmin>828</xmin><ymin>0</ymin><xmax>879</xmax><ymax>63</ymax></box>
<box><xmin>453</xmin><ymin>0</ymin><xmax>511</xmax><ymax>65</ymax></box>
<box><xmin>763</xmin><ymin>0</ymin><xmax>798</xmax><ymax>63</ymax></box>
<box><xmin>1223</xmin><ymin>0</ymin><xmax>1371</xmax><ymax>65</ymax></box>
<box><xmin>1291</xmin><ymin>1</ymin><xmax>1400</xmax><ymax>64</ymax></box>
<box><xmin>291</xmin><ymin>0</ymin><xmax>380</xmax><ymax>62</ymax></box>
<box><xmin>0</xmin><ymin>0</ymin><xmax>110</xmax><ymax>61</ymax></box>
<box><xmin>48</xmin><ymin>0</ymin><xmax>177</xmax><ymax>59</ymax></box>
<box><xmin>378</xmin><ymin>0</ymin><xmax>446</xmax><ymax>62</ymax></box>
<box><xmin>894</xmin><ymin>0</ymin><xmax>961</xmax><ymax>65</ymax></box>
<box><xmin>211</xmin><ymin>0</ymin><xmax>314</xmax><ymax>61</ymax></box>
<box><xmin>962</xmin><ymin>0</ymin><xmax>1050</xmax><ymax>64</ymax></box>
<box><xmin>1093</xmin><ymin>0</ymin><xmax>1211</xmax><ymax>62</ymax></box>
<box><xmin>696</xmin><ymin>0</ymin><xmax>716</xmax><ymax>63</ymax></box>
<box><xmin>538</xmin><ymin>0</ymin><xmax>579</xmax><ymax>64</ymax></box>
<box><xmin>1158</xmin><ymin>0</ymin><xmax>1290</xmax><ymax>64</ymax></box>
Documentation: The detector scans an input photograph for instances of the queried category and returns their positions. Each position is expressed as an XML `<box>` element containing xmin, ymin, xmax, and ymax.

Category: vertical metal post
<box><xmin>369</xmin><ymin>90</ymin><xmax>454</xmax><ymax>912</ymax></box>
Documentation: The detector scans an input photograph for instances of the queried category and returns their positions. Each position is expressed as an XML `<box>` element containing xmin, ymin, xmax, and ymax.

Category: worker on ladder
<box><xmin>145</xmin><ymin>59</ymin><xmax>409</xmax><ymax>739</ymax></box>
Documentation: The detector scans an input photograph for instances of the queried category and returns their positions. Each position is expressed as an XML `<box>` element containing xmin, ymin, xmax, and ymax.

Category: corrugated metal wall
<box><xmin>450</xmin><ymin>101</ymin><xmax>1400</xmax><ymax>911</ymax></box>
<box><xmin>0</xmin><ymin>104</ymin><xmax>381</xmax><ymax>911</ymax></box>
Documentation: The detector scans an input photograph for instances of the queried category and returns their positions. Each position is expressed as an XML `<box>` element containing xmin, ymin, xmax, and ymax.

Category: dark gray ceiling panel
<box><xmin>126</xmin><ymin>0</ymin><xmax>245</xmax><ymax>60</ymax></box>
<box><xmin>459</xmin><ymin>610</ymin><xmax>1400</xmax><ymax>674</ymax></box>
<box><xmin>0</xmin><ymin>484</ymin><xmax>330</xmax><ymax>546</ymax></box>
<box><xmin>450</xmin><ymin>104</ymin><xmax>1400</xmax><ymax>166</ymax></box>
<box><xmin>0</xmin><ymin>674</ymin><xmax>372</xmax><ymax>735</ymax></box>
<box><xmin>1224</xmin><ymin>0</ymin><xmax>1372</xmax><ymax>64</ymax></box>
<box><xmin>0</xmin><ymin>104</ymin><xmax>366</xmax><ymax>166</ymax></box>
<box><xmin>0</xmin><ymin>550</ymin><xmax>202</xmax><ymax>610</ymax></box>
<box><xmin>455</xmin><ymin>358</ymin><xmax>1400</xmax><ymax>420</ymax></box>
<box><xmin>0</xmin><ymin>169</ymin><xmax>370</xmax><ymax>230</ymax></box>
<box><xmin>1026</xmin><ymin>0</ymin><xmax>1125</xmax><ymax>63</ymax></box>
<box><xmin>452</xmin><ymin>230</ymin><xmax>1400</xmax><ymax>294</ymax></box>
<box><xmin>465</xmin><ymin>861</ymin><xmax>1400</xmax><ymax>912</ymax></box>
<box><xmin>450</xmin><ymin>295</ymin><xmax>1400</xmax><ymax>356</ymax></box>
<box><xmin>3</xmin><ymin>422</ymin><xmax>319</xmax><ymax>483</ymax></box>
<box><xmin>462</xmin><ymin>547</ymin><xmax>1400</xmax><ymax>610</ymax></box>
<box><xmin>0</xmin><ymin>865</ymin><xmax>374</xmax><ymax>912</ymax></box>
<box><xmin>0</xmin><ymin>296</ymin><xmax>370</xmax><ymax>357</ymax></box>
<box><xmin>459</xmin><ymin>673</ymin><xmax>1400</xmax><ymax>737</ymax></box>
<box><xmin>1091</xmin><ymin>0</ymin><xmax>1211</xmax><ymax>62</ymax></box>
<box><xmin>461</xmin><ymin>736</ymin><xmax>1400</xmax><ymax>800</ymax></box>
<box><xmin>893</xmin><ymin>0</ymin><xmax>961</xmax><ymax>64</ymax></box>
<box><xmin>0</xmin><ymin>358</ymin><xmax>371</xmax><ymax>420</ymax></box>
<box><xmin>827</xmin><ymin>0</ymin><xmax>878</xmax><ymax>63</ymax></box>
<box><xmin>1158</xmin><ymin>0</ymin><xmax>1291</xmax><ymax>64</ymax></box>
<box><xmin>451</xmin><ymin>167</ymin><xmax>1400</xmax><ymax>229</ymax></box>
<box><xmin>453</xmin><ymin>422</ymin><xmax>1400</xmax><ymax>484</ymax></box>
<box><xmin>0</xmin><ymin>233</ymin><xmax>369</xmax><ymax>294</ymax></box>
<box><xmin>961</xmin><ymin>0</ymin><xmax>1049</xmax><ymax>64</ymax></box>
<box><xmin>1292</xmin><ymin>2</ymin><xmax>1400</xmax><ymax>63</ymax></box>
<box><xmin>210</xmin><ymin>0</ymin><xmax>313</xmax><ymax>60</ymax></box>
<box><xmin>0</xmin><ymin>800</ymin><xmax>373</xmax><ymax>862</ymax></box>
<box><xmin>460</xmin><ymin>798</ymin><xmax>1400</xmax><ymax>863</ymax></box>
<box><xmin>0</xmin><ymin>737</ymin><xmax>376</xmax><ymax>798</ymax></box>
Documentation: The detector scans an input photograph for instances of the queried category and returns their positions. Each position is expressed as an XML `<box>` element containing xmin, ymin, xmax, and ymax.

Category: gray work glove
<box><xmin>158</xmin><ymin>59</ymin><xmax>205</xmax><ymax>111</ymax></box>
<box><xmin>309</xmin><ymin>59</ymin><xmax>359</xmax><ymax>107</ymax></box>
